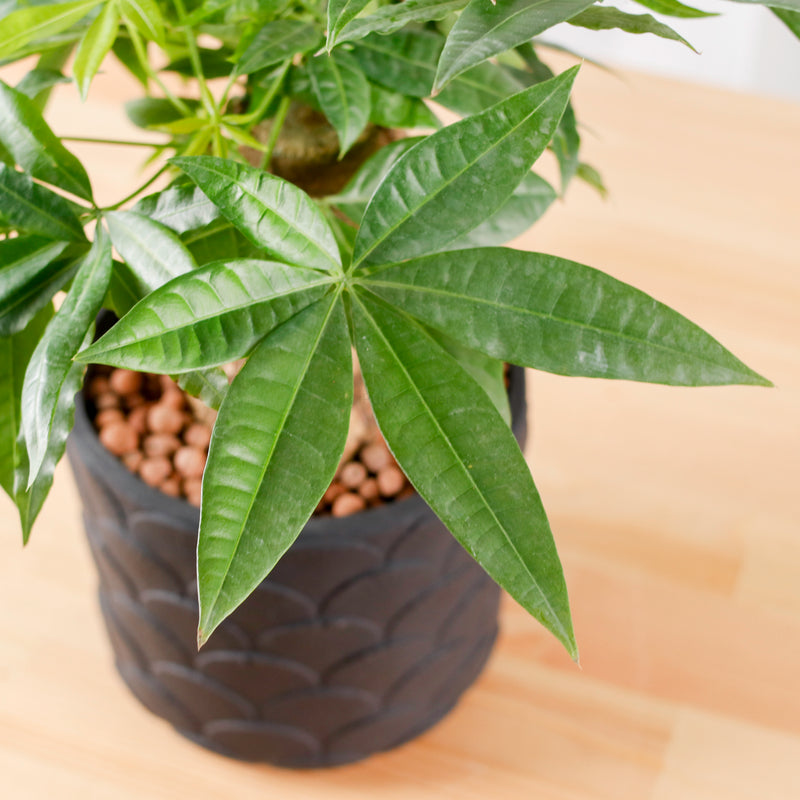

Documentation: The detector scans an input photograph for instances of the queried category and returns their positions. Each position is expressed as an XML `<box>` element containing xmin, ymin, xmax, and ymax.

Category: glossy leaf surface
<box><xmin>334</xmin><ymin>0</ymin><xmax>470</xmax><ymax>46</ymax></box>
<box><xmin>0</xmin><ymin>0</ymin><xmax>101</xmax><ymax>59</ymax></box>
<box><xmin>307</xmin><ymin>51</ymin><xmax>371</xmax><ymax>157</ymax></box>
<box><xmin>118</xmin><ymin>0</ymin><xmax>166</xmax><ymax>46</ymax></box>
<box><xmin>77</xmin><ymin>259</ymin><xmax>334</xmax><ymax>372</ymax></box>
<box><xmin>568</xmin><ymin>6</ymin><xmax>696</xmax><ymax>50</ymax></box>
<box><xmin>0</xmin><ymin>304</ymin><xmax>53</xmax><ymax>501</ymax></box>
<box><xmin>172</xmin><ymin>157</ymin><xmax>341</xmax><ymax>272</ymax></box>
<box><xmin>0</xmin><ymin>80</ymin><xmax>93</xmax><ymax>200</ymax></box>
<box><xmin>326</xmin><ymin>0</ymin><xmax>371</xmax><ymax>50</ymax></box>
<box><xmin>198</xmin><ymin>294</ymin><xmax>351</xmax><ymax>643</ymax></box>
<box><xmin>434</xmin><ymin>0</ymin><xmax>595</xmax><ymax>90</ymax></box>
<box><xmin>21</xmin><ymin>228</ymin><xmax>111</xmax><ymax>483</ymax></box>
<box><xmin>73</xmin><ymin>0</ymin><xmax>120</xmax><ymax>99</ymax></box>
<box><xmin>0</xmin><ymin>236</ymin><xmax>73</xmax><ymax>335</ymax></box>
<box><xmin>353</xmin><ymin>67</ymin><xmax>577</xmax><ymax>266</ymax></box>
<box><xmin>351</xmin><ymin>289</ymin><xmax>576</xmax><ymax>658</ymax></box>
<box><xmin>368</xmin><ymin>83</ymin><xmax>440</xmax><ymax>130</ymax></box>
<box><xmin>362</xmin><ymin>247</ymin><xmax>770</xmax><ymax>386</ymax></box>
<box><xmin>235</xmin><ymin>20</ymin><xmax>321</xmax><ymax>74</ymax></box>
<box><xmin>133</xmin><ymin>183</ymin><xmax>222</xmax><ymax>234</ymax></box>
<box><xmin>0</xmin><ymin>165</ymin><xmax>86</xmax><ymax>241</ymax></box>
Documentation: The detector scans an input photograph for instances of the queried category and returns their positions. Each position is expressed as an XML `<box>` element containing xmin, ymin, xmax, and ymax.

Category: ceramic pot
<box><xmin>66</xmin><ymin>367</ymin><xmax>527</xmax><ymax>767</ymax></box>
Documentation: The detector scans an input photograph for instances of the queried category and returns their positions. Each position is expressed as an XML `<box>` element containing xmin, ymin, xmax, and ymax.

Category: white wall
<box><xmin>543</xmin><ymin>0</ymin><xmax>800</xmax><ymax>102</ymax></box>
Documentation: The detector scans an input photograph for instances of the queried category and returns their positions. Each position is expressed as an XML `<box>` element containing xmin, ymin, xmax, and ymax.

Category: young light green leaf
<box><xmin>73</xmin><ymin>0</ymin><xmax>120</xmax><ymax>100</ymax></box>
<box><xmin>0</xmin><ymin>304</ymin><xmax>53</xmax><ymax>502</ymax></box>
<box><xmin>235</xmin><ymin>19</ymin><xmax>321</xmax><ymax>75</ymax></box>
<box><xmin>118</xmin><ymin>0</ymin><xmax>166</xmax><ymax>46</ymax></box>
<box><xmin>105</xmin><ymin>210</ymin><xmax>198</xmax><ymax>297</ymax></box>
<box><xmin>0</xmin><ymin>80</ymin><xmax>93</xmax><ymax>200</ymax></box>
<box><xmin>568</xmin><ymin>6</ymin><xmax>697</xmax><ymax>51</ymax></box>
<box><xmin>434</xmin><ymin>0</ymin><xmax>596</xmax><ymax>91</ymax></box>
<box><xmin>0</xmin><ymin>236</ymin><xmax>73</xmax><ymax>335</ymax></box>
<box><xmin>0</xmin><ymin>0</ymin><xmax>101</xmax><ymax>60</ymax></box>
<box><xmin>362</xmin><ymin>247</ymin><xmax>771</xmax><ymax>386</ymax></box>
<box><xmin>444</xmin><ymin>171</ymin><xmax>556</xmax><ymax>250</ymax></box>
<box><xmin>334</xmin><ymin>0</ymin><xmax>470</xmax><ymax>46</ymax></box>
<box><xmin>197</xmin><ymin>294</ymin><xmax>351</xmax><ymax>644</ymax></box>
<box><xmin>632</xmin><ymin>0</ymin><xmax>716</xmax><ymax>17</ymax></box>
<box><xmin>15</xmin><ymin>326</ymin><xmax>85</xmax><ymax>542</ymax></box>
<box><xmin>0</xmin><ymin>165</ymin><xmax>86</xmax><ymax>241</ymax></box>
<box><xmin>21</xmin><ymin>227</ymin><xmax>111</xmax><ymax>484</ymax></box>
<box><xmin>307</xmin><ymin>51</ymin><xmax>371</xmax><ymax>158</ymax></box>
<box><xmin>171</xmin><ymin>156</ymin><xmax>342</xmax><ymax>272</ymax></box>
<box><xmin>576</xmin><ymin>162</ymin><xmax>607</xmax><ymax>197</ymax></box>
<box><xmin>353</xmin><ymin>67</ymin><xmax>578</xmax><ymax>267</ymax></box>
<box><xmin>326</xmin><ymin>0</ymin><xmax>371</xmax><ymax>51</ymax></box>
<box><xmin>351</xmin><ymin>289</ymin><xmax>577</xmax><ymax>659</ymax></box>
<box><xmin>76</xmin><ymin>258</ymin><xmax>335</xmax><ymax>372</ymax></box>
<box><xmin>368</xmin><ymin>83</ymin><xmax>440</xmax><ymax>130</ymax></box>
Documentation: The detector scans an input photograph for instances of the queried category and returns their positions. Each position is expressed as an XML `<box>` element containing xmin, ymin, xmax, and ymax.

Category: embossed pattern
<box><xmin>66</xmin><ymin>368</ymin><xmax>526</xmax><ymax>767</ymax></box>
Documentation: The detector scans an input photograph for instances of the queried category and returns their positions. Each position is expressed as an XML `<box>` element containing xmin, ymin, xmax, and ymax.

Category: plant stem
<box><xmin>62</xmin><ymin>136</ymin><xmax>165</xmax><ymax>148</ymax></box>
<box><xmin>260</xmin><ymin>95</ymin><xmax>291</xmax><ymax>170</ymax></box>
<box><xmin>230</xmin><ymin>61</ymin><xmax>291</xmax><ymax>126</ymax></box>
<box><xmin>126</xmin><ymin>23</ymin><xmax>193</xmax><ymax>118</ymax></box>
<box><xmin>172</xmin><ymin>0</ymin><xmax>217</xmax><ymax>119</ymax></box>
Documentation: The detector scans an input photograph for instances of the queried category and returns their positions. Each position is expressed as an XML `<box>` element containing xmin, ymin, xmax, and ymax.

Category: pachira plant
<box><xmin>1</xmin><ymin>0</ymin><xmax>797</xmax><ymax>659</ymax></box>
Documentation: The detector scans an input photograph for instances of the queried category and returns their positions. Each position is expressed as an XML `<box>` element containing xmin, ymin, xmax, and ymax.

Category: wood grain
<box><xmin>1</xmin><ymin>56</ymin><xmax>799</xmax><ymax>798</ymax></box>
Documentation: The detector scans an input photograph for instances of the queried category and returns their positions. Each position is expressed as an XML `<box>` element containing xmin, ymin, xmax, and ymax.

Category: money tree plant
<box><xmin>1</xmin><ymin>0</ymin><xmax>796</xmax><ymax>658</ymax></box>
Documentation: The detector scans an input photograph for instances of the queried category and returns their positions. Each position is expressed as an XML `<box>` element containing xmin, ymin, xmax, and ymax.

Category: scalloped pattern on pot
<box><xmin>66</xmin><ymin>367</ymin><xmax>527</xmax><ymax>767</ymax></box>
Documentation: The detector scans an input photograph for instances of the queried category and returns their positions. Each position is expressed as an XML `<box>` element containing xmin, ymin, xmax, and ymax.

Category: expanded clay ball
<box><xmin>332</xmin><ymin>492</ymin><xmax>366</xmax><ymax>517</ymax></box>
<box><xmin>99</xmin><ymin>421</ymin><xmax>138</xmax><ymax>456</ymax></box>
<box><xmin>147</xmin><ymin>403</ymin><xmax>185</xmax><ymax>435</ymax></box>
<box><xmin>174</xmin><ymin>446</ymin><xmax>206</xmax><ymax>478</ymax></box>
<box><xmin>139</xmin><ymin>457</ymin><xmax>172</xmax><ymax>488</ymax></box>
<box><xmin>109</xmin><ymin>369</ymin><xmax>143</xmax><ymax>396</ymax></box>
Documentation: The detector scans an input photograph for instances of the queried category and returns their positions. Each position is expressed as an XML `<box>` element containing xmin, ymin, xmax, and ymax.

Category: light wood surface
<box><xmin>2</xmin><ymin>57</ymin><xmax>799</xmax><ymax>799</ymax></box>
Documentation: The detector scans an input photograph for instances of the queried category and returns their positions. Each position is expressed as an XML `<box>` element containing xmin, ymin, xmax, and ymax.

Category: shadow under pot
<box><xmin>66</xmin><ymin>364</ymin><xmax>528</xmax><ymax>767</ymax></box>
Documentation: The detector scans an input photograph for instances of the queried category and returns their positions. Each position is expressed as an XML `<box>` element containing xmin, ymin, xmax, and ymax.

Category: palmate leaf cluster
<box><xmin>0</xmin><ymin>0</ymin><xmax>791</xmax><ymax>655</ymax></box>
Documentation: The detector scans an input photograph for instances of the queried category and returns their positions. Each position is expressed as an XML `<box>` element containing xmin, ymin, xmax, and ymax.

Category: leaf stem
<box><xmin>62</xmin><ymin>136</ymin><xmax>166</xmax><ymax>148</ymax></box>
<box><xmin>126</xmin><ymin>23</ymin><xmax>193</xmax><ymax>118</ymax></box>
<box><xmin>260</xmin><ymin>95</ymin><xmax>291</xmax><ymax>170</ymax></box>
<box><xmin>173</xmin><ymin>0</ymin><xmax>217</xmax><ymax>119</ymax></box>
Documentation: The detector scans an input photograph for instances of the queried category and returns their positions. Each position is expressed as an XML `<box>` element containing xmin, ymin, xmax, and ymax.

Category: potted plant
<box><xmin>1</xmin><ymin>0</ymin><xmax>796</xmax><ymax>768</ymax></box>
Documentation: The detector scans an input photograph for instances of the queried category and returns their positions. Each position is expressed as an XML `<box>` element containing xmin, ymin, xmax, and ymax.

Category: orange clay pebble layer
<box><xmin>88</xmin><ymin>367</ymin><xmax>413</xmax><ymax>515</ymax></box>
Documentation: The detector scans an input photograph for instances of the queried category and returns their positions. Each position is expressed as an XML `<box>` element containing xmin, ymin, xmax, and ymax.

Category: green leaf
<box><xmin>125</xmin><ymin>96</ymin><xmax>201</xmax><ymax>129</ymax></box>
<box><xmin>171</xmin><ymin>156</ymin><xmax>342</xmax><ymax>272</ymax></box>
<box><xmin>118</xmin><ymin>0</ymin><xmax>166</xmax><ymax>46</ymax></box>
<box><xmin>0</xmin><ymin>165</ymin><xmax>86</xmax><ymax>241</ymax></box>
<box><xmin>329</xmin><ymin>137</ymin><xmax>422</xmax><ymax>223</ymax></box>
<box><xmin>15</xmin><ymin>68</ymin><xmax>72</xmax><ymax>99</ymax></box>
<box><xmin>73</xmin><ymin>1</ymin><xmax>120</xmax><ymax>99</ymax></box>
<box><xmin>434</xmin><ymin>0</ymin><xmax>596</xmax><ymax>91</ymax></box>
<box><xmin>567</xmin><ymin>6</ymin><xmax>697</xmax><ymax>51</ymax></box>
<box><xmin>368</xmin><ymin>83</ymin><xmax>440</xmax><ymax>130</ymax></box>
<box><xmin>0</xmin><ymin>80</ymin><xmax>93</xmax><ymax>201</ymax></box>
<box><xmin>197</xmin><ymin>293</ymin><xmax>351</xmax><ymax>644</ymax></box>
<box><xmin>0</xmin><ymin>303</ymin><xmax>53</xmax><ymax>502</ymax></box>
<box><xmin>307</xmin><ymin>51</ymin><xmax>371</xmax><ymax>158</ymax></box>
<box><xmin>182</xmin><ymin>220</ymin><xmax>246</xmax><ymax>265</ymax></box>
<box><xmin>351</xmin><ymin>29</ymin><xmax>443</xmax><ymax>97</ymax></box>
<box><xmin>334</xmin><ymin>0</ymin><xmax>470</xmax><ymax>46</ymax></box>
<box><xmin>576</xmin><ymin>161</ymin><xmax>607</xmax><ymax>198</ymax></box>
<box><xmin>76</xmin><ymin>258</ymin><xmax>335</xmax><ymax>372</ymax></box>
<box><xmin>15</xmin><ymin>313</ymin><xmax>84</xmax><ymax>542</ymax></box>
<box><xmin>0</xmin><ymin>236</ymin><xmax>74</xmax><ymax>336</ymax></box>
<box><xmin>772</xmin><ymin>7</ymin><xmax>800</xmax><ymax>37</ymax></box>
<box><xmin>326</xmin><ymin>0</ymin><xmax>371</xmax><ymax>51</ymax></box>
<box><xmin>133</xmin><ymin>183</ymin><xmax>222</xmax><ymax>234</ymax></box>
<box><xmin>112</xmin><ymin>36</ymin><xmax>149</xmax><ymax>87</ymax></box>
<box><xmin>727</xmin><ymin>0</ymin><xmax>800</xmax><ymax>11</ymax></box>
<box><xmin>174</xmin><ymin>368</ymin><xmax>228</xmax><ymax>411</ymax></box>
<box><xmin>21</xmin><ymin>227</ymin><xmax>111</xmax><ymax>484</ymax></box>
<box><xmin>234</xmin><ymin>20</ymin><xmax>321</xmax><ymax>75</ymax></box>
<box><xmin>0</xmin><ymin>0</ymin><xmax>101</xmax><ymax>60</ymax></box>
<box><xmin>361</xmin><ymin>246</ymin><xmax>771</xmax><ymax>386</ymax></box>
<box><xmin>353</xmin><ymin>67</ymin><xmax>578</xmax><ymax>267</ymax></box>
<box><xmin>105</xmin><ymin>210</ymin><xmax>198</xmax><ymax>297</ymax></box>
<box><xmin>165</xmin><ymin>48</ymin><xmax>236</xmax><ymax>79</ymax></box>
<box><xmin>427</xmin><ymin>327</ymin><xmax>511</xmax><ymax>425</ymax></box>
<box><xmin>351</xmin><ymin>289</ymin><xmax>577</xmax><ymax>659</ymax></box>
<box><xmin>445</xmin><ymin>171</ymin><xmax>556</xmax><ymax>250</ymax></box>
<box><xmin>436</xmin><ymin>59</ymin><xmax>527</xmax><ymax>116</ymax></box>
<box><xmin>632</xmin><ymin>0</ymin><xmax>716</xmax><ymax>18</ymax></box>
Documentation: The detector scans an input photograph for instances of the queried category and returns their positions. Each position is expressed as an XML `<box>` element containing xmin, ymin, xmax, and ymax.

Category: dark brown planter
<box><xmin>66</xmin><ymin>366</ymin><xmax>527</xmax><ymax>767</ymax></box>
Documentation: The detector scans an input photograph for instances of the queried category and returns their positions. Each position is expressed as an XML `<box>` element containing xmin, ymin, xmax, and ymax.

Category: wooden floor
<box><xmin>1</xmin><ymin>55</ymin><xmax>799</xmax><ymax>799</ymax></box>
